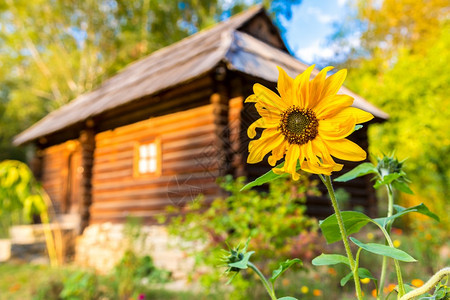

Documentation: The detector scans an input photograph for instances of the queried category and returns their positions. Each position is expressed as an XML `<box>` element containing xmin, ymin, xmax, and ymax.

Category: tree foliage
<box><xmin>335</xmin><ymin>0</ymin><xmax>449</xmax><ymax>222</ymax></box>
<box><xmin>0</xmin><ymin>0</ymin><xmax>301</xmax><ymax>161</ymax></box>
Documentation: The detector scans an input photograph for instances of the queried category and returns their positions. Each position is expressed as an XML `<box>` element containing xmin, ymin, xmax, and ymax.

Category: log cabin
<box><xmin>14</xmin><ymin>5</ymin><xmax>387</xmax><ymax>270</ymax></box>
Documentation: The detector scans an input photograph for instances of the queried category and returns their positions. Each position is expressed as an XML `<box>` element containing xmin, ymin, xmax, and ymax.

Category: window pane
<box><xmin>139</xmin><ymin>145</ymin><xmax>148</xmax><ymax>158</ymax></box>
<box><xmin>148</xmin><ymin>143</ymin><xmax>157</xmax><ymax>157</ymax></box>
<box><xmin>148</xmin><ymin>158</ymin><xmax>157</xmax><ymax>173</ymax></box>
<box><xmin>139</xmin><ymin>159</ymin><xmax>148</xmax><ymax>173</ymax></box>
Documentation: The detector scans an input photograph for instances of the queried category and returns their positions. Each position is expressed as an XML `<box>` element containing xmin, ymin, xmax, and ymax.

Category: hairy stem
<box><xmin>320</xmin><ymin>174</ymin><xmax>363</xmax><ymax>300</ymax></box>
<box><xmin>379</xmin><ymin>184</ymin><xmax>395</xmax><ymax>298</ymax></box>
<box><xmin>400</xmin><ymin>267</ymin><xmax>450</xmax><ymax>300</ymax></box>
<box><xmin>248</xmin><ymin>262</ymin><xmax>277</xmax><ymax>300</ymax></box>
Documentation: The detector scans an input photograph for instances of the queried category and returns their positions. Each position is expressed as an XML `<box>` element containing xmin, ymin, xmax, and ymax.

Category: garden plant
<box><xmin>221</xmin><ymin>66</ymin><xmax>449</xmax><ymax>300</ymax></box>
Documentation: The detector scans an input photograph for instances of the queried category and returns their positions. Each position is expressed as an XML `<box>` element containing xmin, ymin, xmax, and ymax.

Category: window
<box><xmin>134</xmin><ymin>138</ymin><xmax>161</xmax><ymax>176</ymax></box>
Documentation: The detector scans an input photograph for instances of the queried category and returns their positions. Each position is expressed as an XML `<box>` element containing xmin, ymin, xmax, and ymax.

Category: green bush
<box><xmin>113</xmin><ymin>250</ymin><xmax>171</xmax><ymax>299</ymax></box>
<box><xmin>161</xmin><ymin>175</ymin><xmax>323</xmax><ymax>297</ymax></box>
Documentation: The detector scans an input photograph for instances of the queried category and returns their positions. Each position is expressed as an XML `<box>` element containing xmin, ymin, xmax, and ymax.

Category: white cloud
<box><xmin>305</xmin><ymin>7</ymin><xmax>337</xmax><ymax>24</ymax></box>
<box><xmin>295</xmin><ymin>40</ymin><xmax>335</xmax><ymax>63</ymax></box>
<box><xmin>295</xmin><ymin>32</ymin><xmax>362</xmax><ymax>64</ymax></box>
<box><xmin>337</xmin><ymin>0</ymin><xmax>348</xmax><ymax>7</ymax></box>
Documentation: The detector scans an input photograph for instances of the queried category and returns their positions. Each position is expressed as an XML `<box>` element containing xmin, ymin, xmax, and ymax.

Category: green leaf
<box><xmin>312</xmin><ymin>254</ymin><xmax>350</xmax><ymax>267</ymax></box>
<box><xmin>391</xmin><ymin>180</ymin><xmax>414</xmax><ymax>194</ymax></box>
<box><xmin>375</xmin><ymin>203</ymin><xmax>440</xmax><ymax>227</ymax></box>
<box><xmin>374</xmin><ymin>173</ymin><xmax>402</xmax><ymax>189</ymax></box>
<box><xmin>240</xmin><ymin>162</ymin><xmax>287</xmax><ymax>191</ymax></box>
<box><xmin>270</xmin><ymin>258</ymin><xmax>302</xmax><ymax>283</ymax></box>
<box><xmin>350</xmin><ymin>237</ymin><xmax>417</xmax><ymax>262</ymax></box>
<box><xmin>340</xmin><ymin>268</ymin><xmax>376</xmax><ymax>286</ymax></box>
<box><xmin>228</xmin><ymin>251</ymin><xmax>255</xmax><ymax>269</ymax></box>
<box><xmin>403</xmin><ymin>284</ymin><xmax>415</xmax><ymax>293</ymax></box>
<box><xmin>319</xmin><ymin>211</ymin><xmax>372</xmax><ymax>244</ymax></box>
<box><xmin>278</xmin><ymin>297</ymin><xmax>298</xmax><ymax>300</ymax></box>
<box><xmin>334</xmin><ymin>162</ymin><xmax>378</xmax><ymax>182</ymax></box>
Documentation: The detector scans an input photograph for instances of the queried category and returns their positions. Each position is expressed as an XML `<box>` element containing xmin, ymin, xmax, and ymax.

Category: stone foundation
<box><xmin>75</xmin><ymin>223</ymin><xmax>193</xmax><ymax>279</ymax></box>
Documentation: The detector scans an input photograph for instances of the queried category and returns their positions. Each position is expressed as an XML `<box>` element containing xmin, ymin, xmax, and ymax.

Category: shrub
<box><xmin>161</xmin><ymin>175</ymin><xmax>323</xmax><ymax>296</ymax></box>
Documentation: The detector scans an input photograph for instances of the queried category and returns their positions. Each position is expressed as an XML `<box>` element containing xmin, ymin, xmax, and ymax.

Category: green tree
<box><xmin>330</xmin><ymin>0</ymin><xmax>449</xmax><ymax>224</ymax></box>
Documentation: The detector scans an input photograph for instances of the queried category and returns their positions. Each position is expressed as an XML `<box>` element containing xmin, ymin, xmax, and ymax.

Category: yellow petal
<box><xmin>247</xmin><ymin>129</ymin><xmax>283</xmax><ymax>163</ymax></box>
<box><xmin>324</xmin><ymin>138</ymin><xmax>367</xmax><ymax>162</ymax></box>
<box><xmin>268</xmin><ymin>140</ymin><xmax>288</xmax><ymax>166</ymax></box>
<box><xmin>247</xmin><ymin>117</ymin><xmax>278</xmax><ymax>139</ymax></box>
<box><xmin>277</xmin><ymin>66</ymin><xmax>294</xmax><ymax>104</ymax></box>
<box><xmin>343</xmin><ymin>107</ymin><xmax>374</xmax><ymax>123</ymax></box>
<box><xmin>311</xmin><ymin>137</ymin><xmax>343</xmax><ymax>171</ymax></box>
<box><xmin>255</xmin><ymin>102</ymin><xmax>281</xmax><ymax>123</ymax></box>
<box><xmin>309</xmin><ymin>66</ymin><xmax>333</xmax><ymax>108</ymax></box>
<box><xmin>251</xmin><ymin>84</ymin><xmax>287</xmax><ymax>112</ymax></box>
<box><xmin>318</xmin><ymin>115</ymin><xmax>355</xmax><ymax>140</ymax></box>
<box><xmin>321</xmin><ymin>69</ymin><xmax>347</xmax><ymax>99</ymax></box>
<box><xmin>315</xmin><ymin>94</ymin><xmax>354</xmax><ymax>119</ymax></box>
<box><xmin>285</xmin><ymin>144</ymin><xmax>301</xmax><ymax>180</ymax></box>
<box><xmin>293</xmin><ymin>65</ymin><xmax>315</xmax><ymax>107</ymax></box>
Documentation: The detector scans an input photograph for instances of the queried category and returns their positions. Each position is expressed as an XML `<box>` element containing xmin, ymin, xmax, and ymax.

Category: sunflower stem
<box><xmin>248</xmin><ymin>262</ymin><xmax>277</xmax><ymax>300</ymax></box>
<box><xmin>378</xmin><ymin>184</ymin><xmax>406</xmax><ymax>298</ymax></box>
<box><xmin>378</xmin><ymin>184</ymin><xmax>394</xmax><ymax>298</ymax></box>
<box><xmin>320</xmin><ymin>174</ymin><xmax>364</xmax><ymax>300</ymax></box>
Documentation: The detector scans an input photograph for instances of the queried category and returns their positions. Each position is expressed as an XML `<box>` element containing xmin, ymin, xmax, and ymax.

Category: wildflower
<box><xmin>411</xmin><ymin>279</ymin><xmax>424</xmax><ymax>287</ymax></box>
<box><xmin>282</xmin><ymin>278</ymin><xmax>290</xmax><ymax>286</ymax></box>
<box><xmin>301</xmin><ymin>286</ymin><xmax>309</xmax><ymax>294</ymax></box>
<box><xmin>246</xmin><ymin>66</ymin><xmax>373</xmax><ymax>180</ymax></box>
<box><xmin>393</xmin><ymin>240</ymin><xmax>401</xmax><ymax>248</ymax></box>
<box><xmin>391</xmin><ymin>228</ymin><xmax>403</xmax><ymax>235</ymax></box>
<box><xmin>366</xmin><ymin>232</ymin><xmax>375</xmax><ymax>240</ymax></box>
<box><xmin>313</xmin><ymin>289</ymin><xmax>323</xmax><ymax>296</ymax></box>
<box><xmin>360</xmin><ymin>277</ymin><xmax>371</xmax><ymax>284</ymax></box>
<box><xmin>385</xmin><ymin>283</ymin><xmax>396</xmax><ymax>293</ymax></box>
<box><xmin>371</xmin><ymin>289</ymin><xmax>377</xmax><ymax>297</ymax></box>
<box><xmin>328</xmin><ymin>267</ymin><xmax>337</xmax><ymax>276</ymax></box>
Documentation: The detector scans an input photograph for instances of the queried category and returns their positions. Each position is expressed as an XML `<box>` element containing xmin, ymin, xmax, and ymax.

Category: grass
<box><xmin>0</xmin><ymin>226</ymin><xmax>447</xmax><ymax>300</ymax></box>
<box><xmin>0</xmin><ymin>262</ymin><xmax>70</xmax><ymax>300</ymax></box>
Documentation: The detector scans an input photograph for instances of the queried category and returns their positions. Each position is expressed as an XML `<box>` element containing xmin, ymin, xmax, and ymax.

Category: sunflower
<box><xmin>246</xmin><ymin>65</ymin><xmax>374</xmax><ymax>180</ymax></box>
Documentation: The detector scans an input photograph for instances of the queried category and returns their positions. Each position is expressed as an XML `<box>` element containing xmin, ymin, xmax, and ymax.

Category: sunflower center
<box><xmin>279</xmin><ymin>106</ymin><xmax>319</xmax><ymax>145</ymax></box>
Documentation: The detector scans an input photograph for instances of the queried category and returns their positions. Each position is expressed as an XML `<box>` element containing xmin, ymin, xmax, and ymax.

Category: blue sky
<box><xmin>282</xmin><ymin>0</ymin><xmax>355</xmax><ymax>64</ymax></box>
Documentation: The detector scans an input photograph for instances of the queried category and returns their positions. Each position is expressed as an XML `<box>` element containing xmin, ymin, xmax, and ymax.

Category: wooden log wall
<box><xmin>41</xmin><ymin>140</ymin><xmax>80</xmax><ymax>213</ymax></box>
<box><xmin>90</xmin><ymin>104</ymin><xmax>221</xmax><ymax>224</ymax></box>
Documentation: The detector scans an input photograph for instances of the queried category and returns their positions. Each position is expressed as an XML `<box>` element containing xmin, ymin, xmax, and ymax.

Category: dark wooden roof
<box><xmin>14</xmin><ymin>6</ymin><xmax>388</xmax><ymax>146</ymax></box>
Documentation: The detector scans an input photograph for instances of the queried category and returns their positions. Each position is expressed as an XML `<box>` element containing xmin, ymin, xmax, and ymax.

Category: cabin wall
<box><xmin>41</xmin><ymin>140</ymin><xmax>81</xmax><ymax>214</ymax></box>
<box><xmin>90</xmin><ymin>104</ymin><xmax>221</xmax><ymax>224</ymax></box>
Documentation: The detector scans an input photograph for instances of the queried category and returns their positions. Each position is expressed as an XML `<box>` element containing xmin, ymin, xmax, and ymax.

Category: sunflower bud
<box><xmin>220</xmin><ymin>241</ymin><xmax>254</xmax><ymax>283</ymax></box>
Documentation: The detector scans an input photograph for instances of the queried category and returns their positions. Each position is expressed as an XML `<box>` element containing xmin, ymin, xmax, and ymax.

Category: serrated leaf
<box><xmin>319</xmin><ymin>211</ymin><xmax>372</xmax><ymax>244</ymax></box>
<box><xmin>240</xmin><ymin>162</ymin><xmax>287</xmax><ymax>191</ymax></box>
<box><xmin>228</xmin><ymin>251</ymin><xmax>255</xmax><ymax>269</ymax></box>
<box><xmin>375</xmin><ymin>203</ymin><xmax>440</xmax><ymax>227</ymax></box>
<box><xmin>270</xmin><ymin>258</ymin><xmax>302</xmax><ymax>283</ymax></box>
<box><xmin>334</xmin><ymin>163</ymin><xmax>378</xmax><ymax>182</ymax></box>
<box><xmin>350</xmin><ymin>237</ymin><xmax>416</xmax><ymax>262</ymax></box>
<box><xmin>312</xmin><ymin>254</ymin><xmax>350</xmax><ymax>267</ymax></box>
<box><xmin>340</xmin><ymin>268</ymin><xmax>376</xmax><ymax>286</ymax></box>
<box><xmin>391</xmin><ymin>180</ymin><xmax>414</xmax><ymax>194</ymax></box>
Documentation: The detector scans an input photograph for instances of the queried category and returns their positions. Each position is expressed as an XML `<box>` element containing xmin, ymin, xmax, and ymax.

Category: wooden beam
<box><xmin>79</xmin><ymin>129</ymin><xmax>95</xmax><ymax>234</ymax></box>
